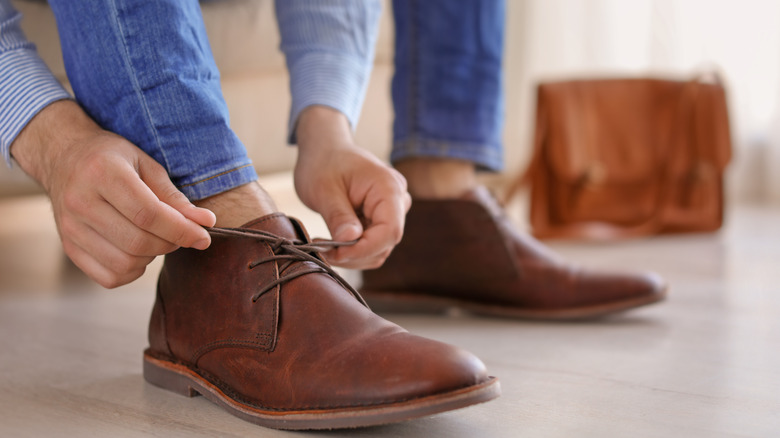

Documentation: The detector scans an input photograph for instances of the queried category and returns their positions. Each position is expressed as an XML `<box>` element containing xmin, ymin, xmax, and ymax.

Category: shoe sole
<box><xmin>360</xmin><ymin>286</ymin><xmax>668</xmax><ymax>320</ymax></box>
<box><xmin>143</xmin><ymin>352</ymin><xmax>501</xmax><ymax>430</ymax></box>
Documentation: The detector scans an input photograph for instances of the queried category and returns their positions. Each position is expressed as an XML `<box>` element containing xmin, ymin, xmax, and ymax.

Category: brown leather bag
<box><xmin>516</xmin><ymin>76</ymin><xmax>732</xmax><ymax>239</ymax></box>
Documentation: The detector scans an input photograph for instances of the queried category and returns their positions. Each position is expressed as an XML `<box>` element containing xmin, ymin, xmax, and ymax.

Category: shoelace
<box><xmin>207</xmin><ymin>227</ymin><xmax>369</xmax><ymax>308</ymax></box>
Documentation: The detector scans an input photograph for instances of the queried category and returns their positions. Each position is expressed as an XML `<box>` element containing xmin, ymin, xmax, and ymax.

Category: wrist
<box><xmin>295</xmin><ymin>105</ymin><xmax>354</xmax><ymax>154</ymax></box>
<box><xmin>10</xmin><ymin>100</ymin><xmax>101</xmax><ymax>190</ymax></box>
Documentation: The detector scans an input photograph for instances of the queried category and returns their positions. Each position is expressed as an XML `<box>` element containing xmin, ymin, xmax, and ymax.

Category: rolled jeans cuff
<box><xmin>391</xmin><ymin>136</ymin><xmax>504</xmax><ymax>172</ymax></box>
<box><xmin>177</xmin><ymin>161</ymin><xmax>258</xmax><ymax>201</ymax></box>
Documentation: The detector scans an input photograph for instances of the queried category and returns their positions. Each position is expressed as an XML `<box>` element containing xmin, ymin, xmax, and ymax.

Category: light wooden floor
<box><xmin>1</xmin><ymin>177</ymin><xmax>779</xmax><ymax>437</ymax></box>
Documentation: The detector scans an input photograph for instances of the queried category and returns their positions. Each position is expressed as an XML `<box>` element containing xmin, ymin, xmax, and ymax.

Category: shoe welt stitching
<box><xmin>193</xmin><ymin>364</ymin><xmax>480</xmax><ymax>412</ymax></box>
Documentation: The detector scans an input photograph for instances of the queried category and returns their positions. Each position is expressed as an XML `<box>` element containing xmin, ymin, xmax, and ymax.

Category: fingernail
<box><xmin>335</xmin><ymin>223</ymin><xmax>361</xmax><ymax>240</ymax></box>
<box><xmin>193</xmin><ymin>238</ymin><xmax>210</xmax><ymax>250</ymax></box>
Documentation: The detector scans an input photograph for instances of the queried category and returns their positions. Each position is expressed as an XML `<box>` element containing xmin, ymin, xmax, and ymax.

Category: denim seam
<box><xmin>106</xmin><ymin>0</ymin><xmax>172</xmax><ymax>173</ymax></box>
<box><xmin>179</xmin><ymin>164</ymin><xmax>253</xmax><ymax>189</ymax></box>
<box><xmin>408</xmin><ymin>0</ymin><xmax>420</xmax><ymax>139</ymax></box>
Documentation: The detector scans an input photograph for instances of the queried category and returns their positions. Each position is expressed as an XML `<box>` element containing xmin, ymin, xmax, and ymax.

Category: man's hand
<box><xmin>10</xmin><ymin>100</ymin><xmax>216</xmax><ymax>288</ymax></box>
<box><xmin>294</xmin><ymin>106</ymin><xmax>411</xmax><ymax>269</ymax></box>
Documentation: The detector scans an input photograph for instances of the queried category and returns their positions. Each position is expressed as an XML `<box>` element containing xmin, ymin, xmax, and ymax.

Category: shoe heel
<box><xmin>143</xmin><ymin>354</ymin><xmax>200</xmax><ymax>398</ymax></box>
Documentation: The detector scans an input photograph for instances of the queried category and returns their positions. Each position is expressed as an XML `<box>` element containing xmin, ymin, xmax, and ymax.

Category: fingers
<box><xmin>139</xmin><ymin>155</ymin><xmax>217</xmax><ymax>228</ymax></box>
<box><xmin>50</xmin><ymin>134</ymin><xmax>218</xmax><ymax>288</ymax></box>
<box><xmin>325</xmin><ymin>196</ymin><xmax>408</xmax><ymax>269</ymax></box>
<box><xmin>73</xmin><ymin>196</ymin><xmax>180</xmax><ymax>257</ymax></box>
<box><xmin>61</xmin><ymin>221</ymin><xmax>154</xmax><ymax>289</ymax></box>
<box><xmin>295</xmin><ymin>142</ymin><xmax>412</xmax><ymax>269</ymax></box>
<box><xmin>324</xmin><ymin>172</ymin><xmax>411</xmax><ymax>269</ymax></box>
<box><xmin>388</xmin><ymin>166</ymin><xmax>410</xmax><ymax>195</ymax></box>
<box><xmin>318</xmin><ymin>185</ymin><xmax>364</xmax><ymax>243</ymax></box>
<box><xmin>98</xmin><ymin>156</ymin><xmax>212</xmax><ymax>251</ymax></box>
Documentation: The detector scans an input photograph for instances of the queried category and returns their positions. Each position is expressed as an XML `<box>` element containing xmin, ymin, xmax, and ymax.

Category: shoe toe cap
<box><xmin>575</xmin><ymin>268</ymin><xmax>668</xmax><ymax>307</ymax></box>
<box><xmin>323</xmin><ymin>331</ymin><xmax>490</xmax><ymax>407</ymax></box>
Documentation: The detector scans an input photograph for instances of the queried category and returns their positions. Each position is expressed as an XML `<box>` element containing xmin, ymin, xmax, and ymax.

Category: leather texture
<box><xmin>520</xmin><ymin>77</ymin><xmax>732</xmax><ymax>240</ymax></box>
<box><xmin>361</xmin><ymin>187</ymin><xmax>666</xmax><ymax>319</ymax></box>
<box><xmin>146</xmin><ymin>213</ymin><xmax>492</xmax><ymax>413</ymax></box>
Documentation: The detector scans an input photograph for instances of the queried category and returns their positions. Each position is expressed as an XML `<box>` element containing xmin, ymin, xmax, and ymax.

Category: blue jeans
<box><xmin>391</xmin><ymin>0</ymin><xmax>505</xmax><ymax>172</ymax></box>
<box><xmin>48</xmin><ymin>0</ymin><xmax>258</xmax><ymax>201</ymax></box>
<box><xmin>48</xmin><ymin>0</ymin><xmax>505</xmax><ymax>202</ymax></box>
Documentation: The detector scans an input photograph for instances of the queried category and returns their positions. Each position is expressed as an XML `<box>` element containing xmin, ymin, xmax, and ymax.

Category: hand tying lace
<box><xmin>207</xmin><ymin>227</ymin><xmax>369</xmax><ymax>307</ymax></box>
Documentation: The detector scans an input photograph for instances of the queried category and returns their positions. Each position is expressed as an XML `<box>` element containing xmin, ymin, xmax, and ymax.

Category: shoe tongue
<box><xmin>239</xmin><ymin>213</ymin><xmax>300</xmax><ymax>240</ymax></box>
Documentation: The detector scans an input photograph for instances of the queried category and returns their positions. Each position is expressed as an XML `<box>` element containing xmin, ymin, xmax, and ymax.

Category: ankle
<box><xmin>395</xmin><ymin>158</ymin><xmax>477</xmax><ymax>199</ymax></box>
<box><xmin>194</xmin><ymin>181</ymin><xmax>278</xmax><ymax>227</ymax></box>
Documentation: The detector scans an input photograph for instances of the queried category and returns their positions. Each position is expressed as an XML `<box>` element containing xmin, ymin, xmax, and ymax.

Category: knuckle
<box><xmin>403</xmin><ymin>193</ymin><xmax>413</xmax><ymax>211</ymax></box>
<box><xmin>102</xmin><ymin>269</ymin><xmax>141</xmax><ymax>289</ymax></box>
<box><xmin>62</xmin><ymin>191</ymin><xmax>87</xmax><ymax>214</ymax></box>
<box><xmin>385</xmin><ymin>170</ymin><xmax>406</xmax><ymax>189</ymax></box>
<box><xmin>112</xmin><ymin>255</ymin><xmax>140</xmax><ymax>275</ymax></box>
<box><xmin>82</xmin><ymin>153</ymin><xmax>116</xmax><ymax>186</ymax></box>
<box><xmin>366</xmin><ymin>257</ymin><xmax>386</xmax><ymax>270</ymax></box>
<box><xmin>152</xmin><ymin>173</ymin><xmax>189</xmax><ymax>204</ymax></box>
<box><xmin>122</xmin><ymin>267</ymin><xmax>147</xmax><ymax>286</ymax></box>
<box><xmin>377</xmin><ymin>176</ymin><xmax>401</xmax><ymax>193</ymax></box>
<box><xmin>160</xmin><ymin>243</ymin><xmax>180</xmax><ymax>254</ymax></box>
<box><xmin>82</xmin><ymin>153</ymin><xmax>107</xmax><ymax>177</ymax></box>
<box><xmin>125</xmin><ymin>233</ymin><xmax>151</xmax><ymax>256</ymax></box>
<box><xmin>391</xmin><ymin>168</ymin><xmax>408</xmax><ymax>189</ymax></box>
<box><xmin>329</xmin><ymin>212</ymin><xmax>353</xmax><ymax>226</ymax></box>
<box><xmin>99</xmin><ymin>273</ymin><xmax>123</xmax><ymax>289</ymax></box>
<box><xmin>388</xmin><ymin>225</ymin><xmax>404</xmax><ymax>245</ymax></box>
<box><xmin>164</xmin><ymin>187</ymin><xmax>189</xmax><ymax>204</ymax></box>
<box><xmin>105</xmin><ymin>256</ymin><xmax>152</xmax><ymax>287</ymax></box>
<box><xmin>58</xmin><ymin>217</ymin><xmax>78</xmax><ymax>237</ymax></box>
<box><xmin>172</xmin><ymin>227</ymin><xmax>191</xmax><ymax>247</ymax></box>
<box><xmin>61</xmin><ymin>240</ymin><xmax>78</xmax><ymax>259</ymax></box>
<box><xmin>131</xmin><ymin>205</ymin><xmax>159</xmax><ymax>229</ymax></box>
<box><xmin>380</xmin><ymin>247</ymin><xmax>393</xmax><ymax>260</ymax></box>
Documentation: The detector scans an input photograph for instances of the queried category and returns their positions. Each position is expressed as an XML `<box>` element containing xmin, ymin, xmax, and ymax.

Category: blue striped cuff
<box><xmin>286</xmin><ymin>51</ymin><xmax>372</xmax><ymax>144</ymax></box>
<box><xmin>0</xmin><ymin>48</ymin><xmax>71</xmax><ymax>167</ymax></box>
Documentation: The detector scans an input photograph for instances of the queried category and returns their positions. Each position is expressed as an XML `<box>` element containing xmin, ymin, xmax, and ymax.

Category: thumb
<box><xmin>138</xmin><ymin>155</ymin><xmax>216</xmax><ymax>228</ymax></box>
<box><xmin>320</xmin><ymin>191</ymin><xmax>363</xmax><ymax>242</ymax></box>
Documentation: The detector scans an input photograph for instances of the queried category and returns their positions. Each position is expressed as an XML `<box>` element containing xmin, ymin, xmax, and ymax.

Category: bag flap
<box><xmin>535</xmin><ymin>78</ymin><xmax>732</xmax><ymax>184</ymax></box>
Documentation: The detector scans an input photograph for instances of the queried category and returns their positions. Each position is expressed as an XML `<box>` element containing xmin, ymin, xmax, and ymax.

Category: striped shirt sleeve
<box><xmin>275</xmin><ymin>0</ymin><xmax>381</xmax><ymax>144</ymax></box>
<box><xmin>0</xmin><ymin>0</ymin><xmax>70</xmax><ymax>167</ymax></box>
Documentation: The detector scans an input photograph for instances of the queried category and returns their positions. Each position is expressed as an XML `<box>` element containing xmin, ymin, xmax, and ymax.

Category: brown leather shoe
<box><xmin>143</xmin><ymin>213</ymin><xmax>499</xmax><ymax>430</ymax></box>
<box><xmin>361</xmin><ymin>187</ymin><xmax>667</xmax><ymax>319</ymax></box>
